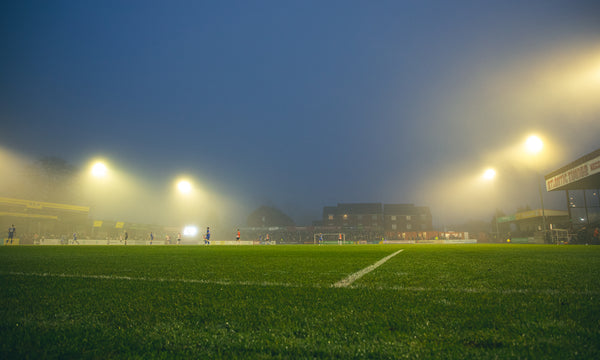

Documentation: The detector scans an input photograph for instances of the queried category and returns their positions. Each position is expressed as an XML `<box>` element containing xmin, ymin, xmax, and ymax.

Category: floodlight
<box><xmin>91</xmin><ymin>162</ymin><xmax>108</xmax><ymax>178</ymax></box>
<box><xmin>482</xmin><ymin>168</ymin><xmax>496</xmax><ymax>180</ymax></box>
<box><xmin>594</xmin><ymin>65</ymin><xmax>600</xmax><ymax>82</ymax></box>
<box><xmin>525</xmin><ymin>135</ymin><xmax>543</xmax><ymax>154</ymax></box>
<box><xmin>177</xmin><ymin>180</ymin><xmax>192</xmax><ymax>194</ymax></box>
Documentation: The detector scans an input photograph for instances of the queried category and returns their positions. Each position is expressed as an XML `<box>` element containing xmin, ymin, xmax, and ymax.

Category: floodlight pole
<box><xmin>525</xmin><ymin>136</ymin><xmax>547</xmax><ymax>241</ymax></box>
<box><xmin>583</xmin><ymin>190</ymin><xmax>590</xmax><ymax>226</ymax></box>
<box><xmin>494</xmin><ymin>213</ymin><xmax>500</xmax><ymax>241</ymax></box>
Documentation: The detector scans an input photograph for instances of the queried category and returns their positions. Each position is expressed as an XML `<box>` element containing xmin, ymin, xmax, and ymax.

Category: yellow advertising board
<box><xmin>3</xmin><ymin>238</ymin><xmax>20</xmax><ymax>245</ymax></box>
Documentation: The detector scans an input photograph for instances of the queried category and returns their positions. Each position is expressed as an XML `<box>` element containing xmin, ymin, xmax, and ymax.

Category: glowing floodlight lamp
<box><xmin>183</xmin><ymin>226</ymin><xmax>197</xmax><ymax>237</ymax></box>
<box><xmin>593</xmin><ymin>64</ymin><xmax>600</xmax><ymax>83</ymax></box>
<box><xmin>525</xmin><ymin>135</ymin><xmax>543</xmax><ymax>154</ymax></box>
<box><xmin>482</xmin><ymin>168</ymin><xmax>496</xmax><ymax>180</ymax></box>
<box><xmin>91</xmin><ymin>161</ymin><xmax>108</xmax><ymax>178</ymax></box>
<box><xmin>177</xmin><ymin>180</ymin><xmax>192</xmax><ymax>194</ymax></box>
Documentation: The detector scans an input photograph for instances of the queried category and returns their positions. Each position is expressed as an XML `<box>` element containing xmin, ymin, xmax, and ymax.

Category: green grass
<box><xmin>0</xmin><ymin>244</ymin><xmax>599</xmax><ymax>359</ymax></box>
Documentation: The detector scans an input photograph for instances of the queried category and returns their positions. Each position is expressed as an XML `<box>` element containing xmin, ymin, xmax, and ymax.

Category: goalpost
<box><xmin>550</xmin><ymin>229</ymin><xmax>569</xmax><ymax>244</ymax></box>
<box><xmin>313</xmin><ymin>233</ymin><xmax>346</xmax><ymax>245</ymax></box>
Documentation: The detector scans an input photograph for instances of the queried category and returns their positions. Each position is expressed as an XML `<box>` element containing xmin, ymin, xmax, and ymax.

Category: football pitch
<box><xmin>1</xmin><ymin>244</ymin><xmax>599</xmax><ymax>359</ymax></box>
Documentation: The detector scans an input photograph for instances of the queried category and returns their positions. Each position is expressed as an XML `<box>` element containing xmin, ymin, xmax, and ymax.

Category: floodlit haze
<box><xmin>1</xmin><ymin>1</ymin><xmax>599</xmax><ymax>227</ymax></box>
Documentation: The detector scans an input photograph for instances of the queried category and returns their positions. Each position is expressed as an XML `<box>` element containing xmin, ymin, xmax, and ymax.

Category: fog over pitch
<box><xmin>1</xmin><ymin>1</ymin><xmax>599</xmax><ymax>226</ymax></box>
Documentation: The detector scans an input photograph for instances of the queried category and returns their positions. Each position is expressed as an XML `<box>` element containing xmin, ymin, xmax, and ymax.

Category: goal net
<box><xmin>550</xmin><ymin>229</ymin><xmax>569</xmax><ymax>244</ymax></box>
<box><xmin>313</xmin><ymin>233</ymin><xmax>345</xmax><ymax>245</ymax></box>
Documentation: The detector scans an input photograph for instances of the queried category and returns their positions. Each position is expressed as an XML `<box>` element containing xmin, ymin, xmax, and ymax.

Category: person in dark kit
<box><xmin>7</xmin><ymin>225</ymin><xmax>15</xmax><ymax>244</ymax></box>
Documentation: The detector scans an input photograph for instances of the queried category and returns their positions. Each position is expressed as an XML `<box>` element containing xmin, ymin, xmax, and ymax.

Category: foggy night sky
<box><xmin>1</xmin><ymin>1</ymin><xmax>599</xmax><ymax>228</ymax></box>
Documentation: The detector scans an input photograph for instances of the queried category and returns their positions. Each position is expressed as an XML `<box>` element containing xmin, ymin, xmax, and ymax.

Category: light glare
<box><xmin>483</xmin><ymin>168</ymin><xmax>496</xmax><ymax>180</ymax></box>
<box><xmin>91</xmin><ymin>162</ymin><xmax>108</xmax><ymax>177</ymax></box>
<box><xmin>177</xmin><ymin>180</ymin><xmax>192</xmax><ymax>194</ymax></box>
<box><xmin>593</xmin><ymin>64</ymin><xmax>600</xmax><ymax>83</ymax></box>
<box><xmin>183</xmin><ymin>226</ymin><xmax>197</xmax><ymax>236</ymax></box>
<box><xmin>525</xmin><ymin>135</ymin><xmax>543</xmax><ymax>154</ymax></box>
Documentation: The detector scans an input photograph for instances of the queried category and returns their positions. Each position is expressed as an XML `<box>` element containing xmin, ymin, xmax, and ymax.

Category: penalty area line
<box><xmin>332</xmin><ymin>249</ymin><xmax>404</xmax><ymax>288</ymax></box>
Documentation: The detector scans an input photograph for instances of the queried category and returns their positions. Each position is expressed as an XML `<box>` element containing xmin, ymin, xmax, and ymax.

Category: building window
<box><xmin>407</xmin><ymin>224</ymin><xmax>412</xmax><ymax>230</ymax></box>
<box><xmin>372</xmin><ymin>215</ymin><xmax>377</xmax><ymax>220</ymax></box>
<box><xmin>406</xmin><ymin>215</ymin><xmax>411</xmax><ymax>221</ymax></box>
<box><xmin>392</xmin><ymin>224</ymin><xmax>397</xmax><ymax>230</ymax></box>
<box><xmin>391</xmin><ymin>215</ymin><xmax>397</xmax><ymax>221</ymax></box>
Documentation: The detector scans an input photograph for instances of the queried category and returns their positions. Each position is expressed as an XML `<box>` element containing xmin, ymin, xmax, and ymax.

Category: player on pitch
<box><xmin>7</xmin><ymin>224</ymin><xmax>15</xmax><ymax>244</ymax></box>
<box><xmin>204</xmin><ymin>227</ymin><xmax>210</xmax><ymax>245</ymax></box>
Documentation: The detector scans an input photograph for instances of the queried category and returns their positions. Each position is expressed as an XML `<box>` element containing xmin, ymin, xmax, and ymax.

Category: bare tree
<box><xmin>25</xmin><ymin>157</ymin><xmax>81</xmax><ymax>203</ymax></box>
<box><xmin>246</xmin><ymin>205</ymin><xmax>295</xmax><ymax>227</ymax></box>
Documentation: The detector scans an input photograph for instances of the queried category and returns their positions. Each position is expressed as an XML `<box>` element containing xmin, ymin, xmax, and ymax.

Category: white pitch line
<box><xmin>348</xmin><ymin>284</ymin><xmax>600</xmax><ymax>296</ymax></box>
<box><xmin>332</xmin><ymin>249</ymin><xmax>404</xmax><ymax>288</ymax></box>
<box><xmin>1</xmin><ymin>271</ymin><xmax>301</xmax><ymax>288</ymax></box>
<box><xmin>2</xmin><ymin>270</ymin><xmax>597</xmax><ymax>296</ymax></box>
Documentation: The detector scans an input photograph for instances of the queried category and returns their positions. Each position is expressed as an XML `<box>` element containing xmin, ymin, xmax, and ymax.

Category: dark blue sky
<box><xmin>1</xmin><ymin>1</ymin><xmax>599</xmax><ymax>227</ymax></box>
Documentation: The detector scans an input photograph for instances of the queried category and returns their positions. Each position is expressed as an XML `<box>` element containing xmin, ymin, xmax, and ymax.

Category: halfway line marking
<box><xmin>332</xmin><ymin>249</ymin><xmax>404</xmax><ymax>288</ymax></box>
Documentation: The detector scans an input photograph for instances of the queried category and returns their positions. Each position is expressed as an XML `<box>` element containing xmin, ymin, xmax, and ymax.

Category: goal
<box><xmin>313</xmin><ymin>233</ymin><xmax>346</xmax><ymax>245</ymax></box>
<box><xmin>549</xmin><ymin>229</ymin><xmax>569</xmax><ymax>244</ymax></box>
